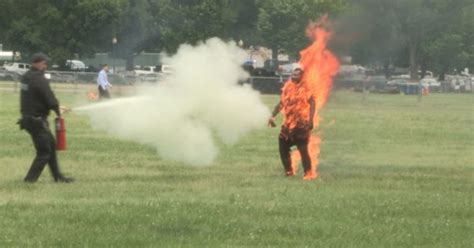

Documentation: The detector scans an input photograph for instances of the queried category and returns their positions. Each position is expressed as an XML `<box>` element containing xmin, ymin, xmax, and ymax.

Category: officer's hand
<box><xmin>308</xmin><ymin>121</ymin><xmax>314</xmax><ymax>130</ymax></box>
<box><xmin>268</xmin><ymin>117</ymin><xmax>276</xmax><ymax>128</ymax></box>
<box><xmin>60</xmin><ymin>106</ymin><xmax>70</xmax><ymax>114</ymax></box>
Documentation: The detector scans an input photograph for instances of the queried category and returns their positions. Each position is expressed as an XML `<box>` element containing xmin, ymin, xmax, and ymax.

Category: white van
<box><xmin>134</xmin><ymin>66</ymin><xmax>157</xmax><ymax>75</ymax></box>
<box><xmin>65</xmin><ymin>60</ymin><xmax>86</xmax><ymax>71</ymax></box>
<box><xmin>4</xmin><ymin>62</ymin><xmax>30</xmax><ymax>75</ymax></box>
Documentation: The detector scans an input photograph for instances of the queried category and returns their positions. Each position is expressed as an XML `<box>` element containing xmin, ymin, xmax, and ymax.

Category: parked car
<box><xmin>420</xmin><ymin>77</ymin><xmax>441</xmax><ymax>91</ymax></box>
<box><xmin>251</xmin><ymin>59</ymin><xmax>292</xmax><ymax>77</ymax></box>
<box><xmin>134</xmin><ymin>66</ymin><xmax>157</xmax><ymax>75</ymax></box>
<box><xmin>159</xmin><ymin>64</ymin><xmax>173</xmax><ymax>74</ymax></box>
<box><xmin>0</xmin><ymin>67</ymin><xmax>20</xmax><ymax>80</ymax></box>
<box><xmin>4</xmin><ymin>62</ymin><xmax>30</xmax><ymax>75</ymax></box>
<box><xmin>278</xmin><ymin>62</ymin><xmax>300</xmax><ymax>76</ymax></box>
<box><xmin>65</xmin><ymin>60</ymin><xmax>86</xmax><ymax>71</ymax></box>
<box><xmin>140</xmin><ymin>73</ymin><xmax>163</xmax><ymax>83</ymax></box>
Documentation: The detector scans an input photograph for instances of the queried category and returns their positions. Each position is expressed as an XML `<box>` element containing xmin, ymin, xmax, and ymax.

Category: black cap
<box><xmin>31</xmin><ymin>53</ymin><xmax>50</xmax><ymax>63</ymax></box>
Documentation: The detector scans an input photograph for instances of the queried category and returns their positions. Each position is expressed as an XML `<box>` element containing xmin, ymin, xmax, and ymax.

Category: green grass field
<box><xmin>0</xmin><ymin>89</ymin><xmax>472</xmax><ymax>247</ymax></box>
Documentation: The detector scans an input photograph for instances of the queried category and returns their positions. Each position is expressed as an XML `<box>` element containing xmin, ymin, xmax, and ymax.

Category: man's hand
<box><xmin>268</xmin><ymin>117</ymin><xmax>277</xmax><ymax>128</ymax></box>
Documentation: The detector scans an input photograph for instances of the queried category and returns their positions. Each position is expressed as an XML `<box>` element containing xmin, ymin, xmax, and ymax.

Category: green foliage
<box><xmin>2</xmin><ymin>0</ymin><xmax>470</xmax><ymax>73</ymax></box>
<box><xmin>419</xmin><ymin>2</ymin><xmax>474</xmax><ymax>77</ymax></box>
<box><xmin>2</xmin><ymin>0</ymin><xmax>121</xmax><ymax>65</ymax></box>
<box><xmin>157</xmin><ymin>0</ymin><xmax>241</xmax><ymax>53</ymax></box>
<box><xmin>95</xmin><ymin>0</ymin><xmax>245</xmax><ymax>68</ymax></box>
<box><xmin>256</xmin><ymin>0</ymin><xmax>345</xmax><ymax>59</ymax></box>
<box><xmin>347</xmin><ymin>0</ymin><xmax>474</xmax><ymax>79</ymax></box>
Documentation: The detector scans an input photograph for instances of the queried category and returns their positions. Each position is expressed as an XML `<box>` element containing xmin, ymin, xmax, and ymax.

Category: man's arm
<box><xmin>268</xmin><ymin>101</ymin><xmax>281</xmax><ymax>128</ymax></box>
<box><xmin>105</xmin><ymin>72</ymin><xmax>112</xmax><ymax>88</ymax></box>
<box><xmin>271</xmin><ymin>101</ymin><xmax>281</xmax><ymax>118</ymax></box>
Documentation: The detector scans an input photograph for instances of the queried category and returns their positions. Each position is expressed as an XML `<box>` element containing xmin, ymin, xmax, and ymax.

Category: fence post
<box><xmin>13</xmin><ymin>80</ymin><xmax>18</xmax><ymax>93</ymax></box>
<box><xmin>362</xmin><ymin>80</ymin><xmax>368</xmax><ymax>103</ymax></box>
<box><xmin>418</xmin><ymin>81</ymin><xmax>422</xmax><ymax>103</ymax></box>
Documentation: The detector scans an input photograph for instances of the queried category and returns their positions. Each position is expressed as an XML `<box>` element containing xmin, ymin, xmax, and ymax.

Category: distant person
<box><xmin>459</xmin><ymin>78</ymin><xmax>466</xmax><ymax>92</ymax></box>
<box><xmin>97</xmin><ymin>64</ymin><xmax>112</xmax><ymax>99</ymax></box>
<box><xmin>18</xmin><ymin>53</ymin><xmax>73</xmax><ymax>183</ymax></box>
<box><xmin>454</xmin><ymin>78</ymin><xmax>461</xmax><ymax>93</ymax></box>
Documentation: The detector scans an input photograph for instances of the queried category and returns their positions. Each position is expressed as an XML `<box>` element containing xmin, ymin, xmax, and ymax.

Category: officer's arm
<box><xmin>36</xmin><ymin>76</ymin><xmax>60</xmax><ymax>116</ymax></box>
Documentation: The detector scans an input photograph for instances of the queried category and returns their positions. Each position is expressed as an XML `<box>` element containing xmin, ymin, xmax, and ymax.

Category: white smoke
<box><xmin>75</xmin><ymin>38</ymin><xmax>270</xmax><ymax>165</ymax></box>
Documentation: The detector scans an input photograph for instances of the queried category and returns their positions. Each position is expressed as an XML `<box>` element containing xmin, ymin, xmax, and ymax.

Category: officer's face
<box><xmin>33</xmin><ymin>61</ymin><xmax>48</xmax><ymax>71</ymax></box>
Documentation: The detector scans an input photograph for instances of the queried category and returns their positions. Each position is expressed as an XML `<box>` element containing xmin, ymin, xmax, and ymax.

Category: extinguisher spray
<box><xmin>55</xmin><ymin>117</ymin><xmax>67</xmax><ymax>150</ymax></box>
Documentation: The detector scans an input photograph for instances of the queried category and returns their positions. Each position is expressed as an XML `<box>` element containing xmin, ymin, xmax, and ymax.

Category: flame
<box><xmin>87</xmin><ymin>91</ymin><xmax>98</xmax><ymax>101</ymax></box>
<box><xmin>283</xmin><ymin>15</ymin><xmax>340</xmax><ymax>180</ymax></box>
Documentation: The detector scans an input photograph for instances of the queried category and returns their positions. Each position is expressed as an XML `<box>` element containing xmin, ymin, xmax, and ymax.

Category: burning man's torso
<box><xmin>280</xmin><ymin>80</ymin><xmax>313</xmax><ymax>130</ymax></box>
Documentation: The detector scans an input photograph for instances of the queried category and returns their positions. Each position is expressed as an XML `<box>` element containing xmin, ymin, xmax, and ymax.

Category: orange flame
<box><xmin>87</xmin><ymin>91</ymin><xmax>98</xmax><ymax>101</ymax></box>
<box><xmin>284</xmin><ymin>16</ymin><xmax>340</xmax><ymax>180</ymax></box>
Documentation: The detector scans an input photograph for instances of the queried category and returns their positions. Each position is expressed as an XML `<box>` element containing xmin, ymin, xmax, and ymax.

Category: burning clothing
<box><xmin>268</xmin><ymin>16</ymin><xmax>340</xmax><ymax>180</ymax></box>
<box><xmin>269</xmin><ymin>78</ymin><xmax>316</xmax><ymax>178</ymax></box>
<box><xmin>279</xmin><ymin>80</ymin><xmax>315</xmax><ymax>142</ymax></box>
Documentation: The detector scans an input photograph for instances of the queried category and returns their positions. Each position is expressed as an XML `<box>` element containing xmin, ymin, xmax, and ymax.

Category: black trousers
<box><xmin>279</xmin><ymin>137</ymin><xmax>312</xmax><ymax>173</ymax></box>
<box><xmin>98</xmin><ymin>86</ymin><xmax>110</xmax><ymax>99</ymax></box>
<box><xmin>22</xmin><ymin>118</ymin><xmax>63</xmax><ymax>181</ymax></box>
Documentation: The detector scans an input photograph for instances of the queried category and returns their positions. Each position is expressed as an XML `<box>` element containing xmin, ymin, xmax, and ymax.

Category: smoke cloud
<box><xmin>75</xmin><ymin>38</ymin><xmax>270</xmax><ymax>165</ymax></box>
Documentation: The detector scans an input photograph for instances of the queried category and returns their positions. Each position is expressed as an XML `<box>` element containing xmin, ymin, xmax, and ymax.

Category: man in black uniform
<box><xmin>18</xmin><ymin>53</ymin><xmax>74</xmax><ymax>183</ymax></box>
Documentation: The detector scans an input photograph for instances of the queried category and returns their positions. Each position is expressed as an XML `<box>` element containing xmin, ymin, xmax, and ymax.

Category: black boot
<box><xmin>54</xmin><ymin>176</ymin><xmax>74</xmax><ymax>183</ymax></box>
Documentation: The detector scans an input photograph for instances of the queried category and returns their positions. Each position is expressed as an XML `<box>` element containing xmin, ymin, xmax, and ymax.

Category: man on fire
<box><xmin>268</xmin><ymin>68</ymin><xmax>317</xmax><ymax>180</ymax></box>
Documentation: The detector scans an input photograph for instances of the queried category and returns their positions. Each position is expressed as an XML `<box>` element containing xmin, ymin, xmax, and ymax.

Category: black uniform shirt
<box><xmin>20</xmin><ymin>68</ymin><xmax>60</xmax><ymax>118</ymax></box>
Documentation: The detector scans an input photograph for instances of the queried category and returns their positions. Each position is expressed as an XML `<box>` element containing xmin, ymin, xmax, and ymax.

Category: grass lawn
<box><xmin>0</xmin><ymin>89</ymin><xmax>472</xmax><ymax>247</ymax></box>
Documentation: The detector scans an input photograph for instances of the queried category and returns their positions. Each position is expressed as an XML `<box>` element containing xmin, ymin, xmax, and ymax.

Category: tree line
<box><xmin>340</xmin><ymin>0</ymin><xmax>474</xmax><ymax>80</ymax></box>
<box><xmin>0</xmin><ymin>0</ymin><xmax>472</xmax><ymax>79</ymax></box>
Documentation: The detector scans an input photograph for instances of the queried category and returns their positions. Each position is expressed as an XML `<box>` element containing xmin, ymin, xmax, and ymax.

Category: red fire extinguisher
<box><xmin>55</xmin><ymin>117</ymin><xmax>67</xmax><ymax>150</ymax></box>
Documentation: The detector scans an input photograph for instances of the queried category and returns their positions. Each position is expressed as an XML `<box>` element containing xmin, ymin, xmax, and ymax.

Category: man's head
<box><xmin>291</xmin><ymin>68</ymin><xmax>304</xmax><ymax>83</ymax></box>
<box><xmin>102</xmin><ymin>64</ymin><xmax>109</xmax><ymax>72</ymax></box>
<box><xmin>31</xmin><ymin>53</ymin><xmax>49</xmax><ymax>71</ymax></box>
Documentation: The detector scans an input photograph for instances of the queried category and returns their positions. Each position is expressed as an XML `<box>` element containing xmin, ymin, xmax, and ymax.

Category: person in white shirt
<box><xmin>97</xmin><ymin>64</ymin><xmax>112</xmax><ymax>99</ymax></box>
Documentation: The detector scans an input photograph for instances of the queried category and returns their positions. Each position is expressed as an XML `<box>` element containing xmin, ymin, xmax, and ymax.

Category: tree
<box><xmin>113</xmin><ymin>0</ymin><xmax>243</xmax><ymax>69</ymax></box>
<box><xmin>418</xmin><ymin>1</ymin><xmax>474</xmax><ymax>79</ymax></box>
<box><xmin>156</xmin><ymin>0</ymin><xmax>242</xmax><ymax>53</ymax></box>
<box><xmin>2</xmin><ymin>0</ymin><xmax>121</xmax><ymax>66</ymax></box>
<box><xmin>113</xmin><ymin>0</ymin><xmax>157</xmax><ymax>70</ymax></box>
<box><xmin>230</xmin><ymin>0</ymin><xmax>260</xmax><ymax>47</ymax></box>
<box><xmin>345</xmin><ymin>0</ymin><xmax>474</xmax><ymax>80</ymax></box>
<box><xmin>256</xmin><ymin>0</ymin><xmax>345</xmax><ymax>60</ymax></box>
